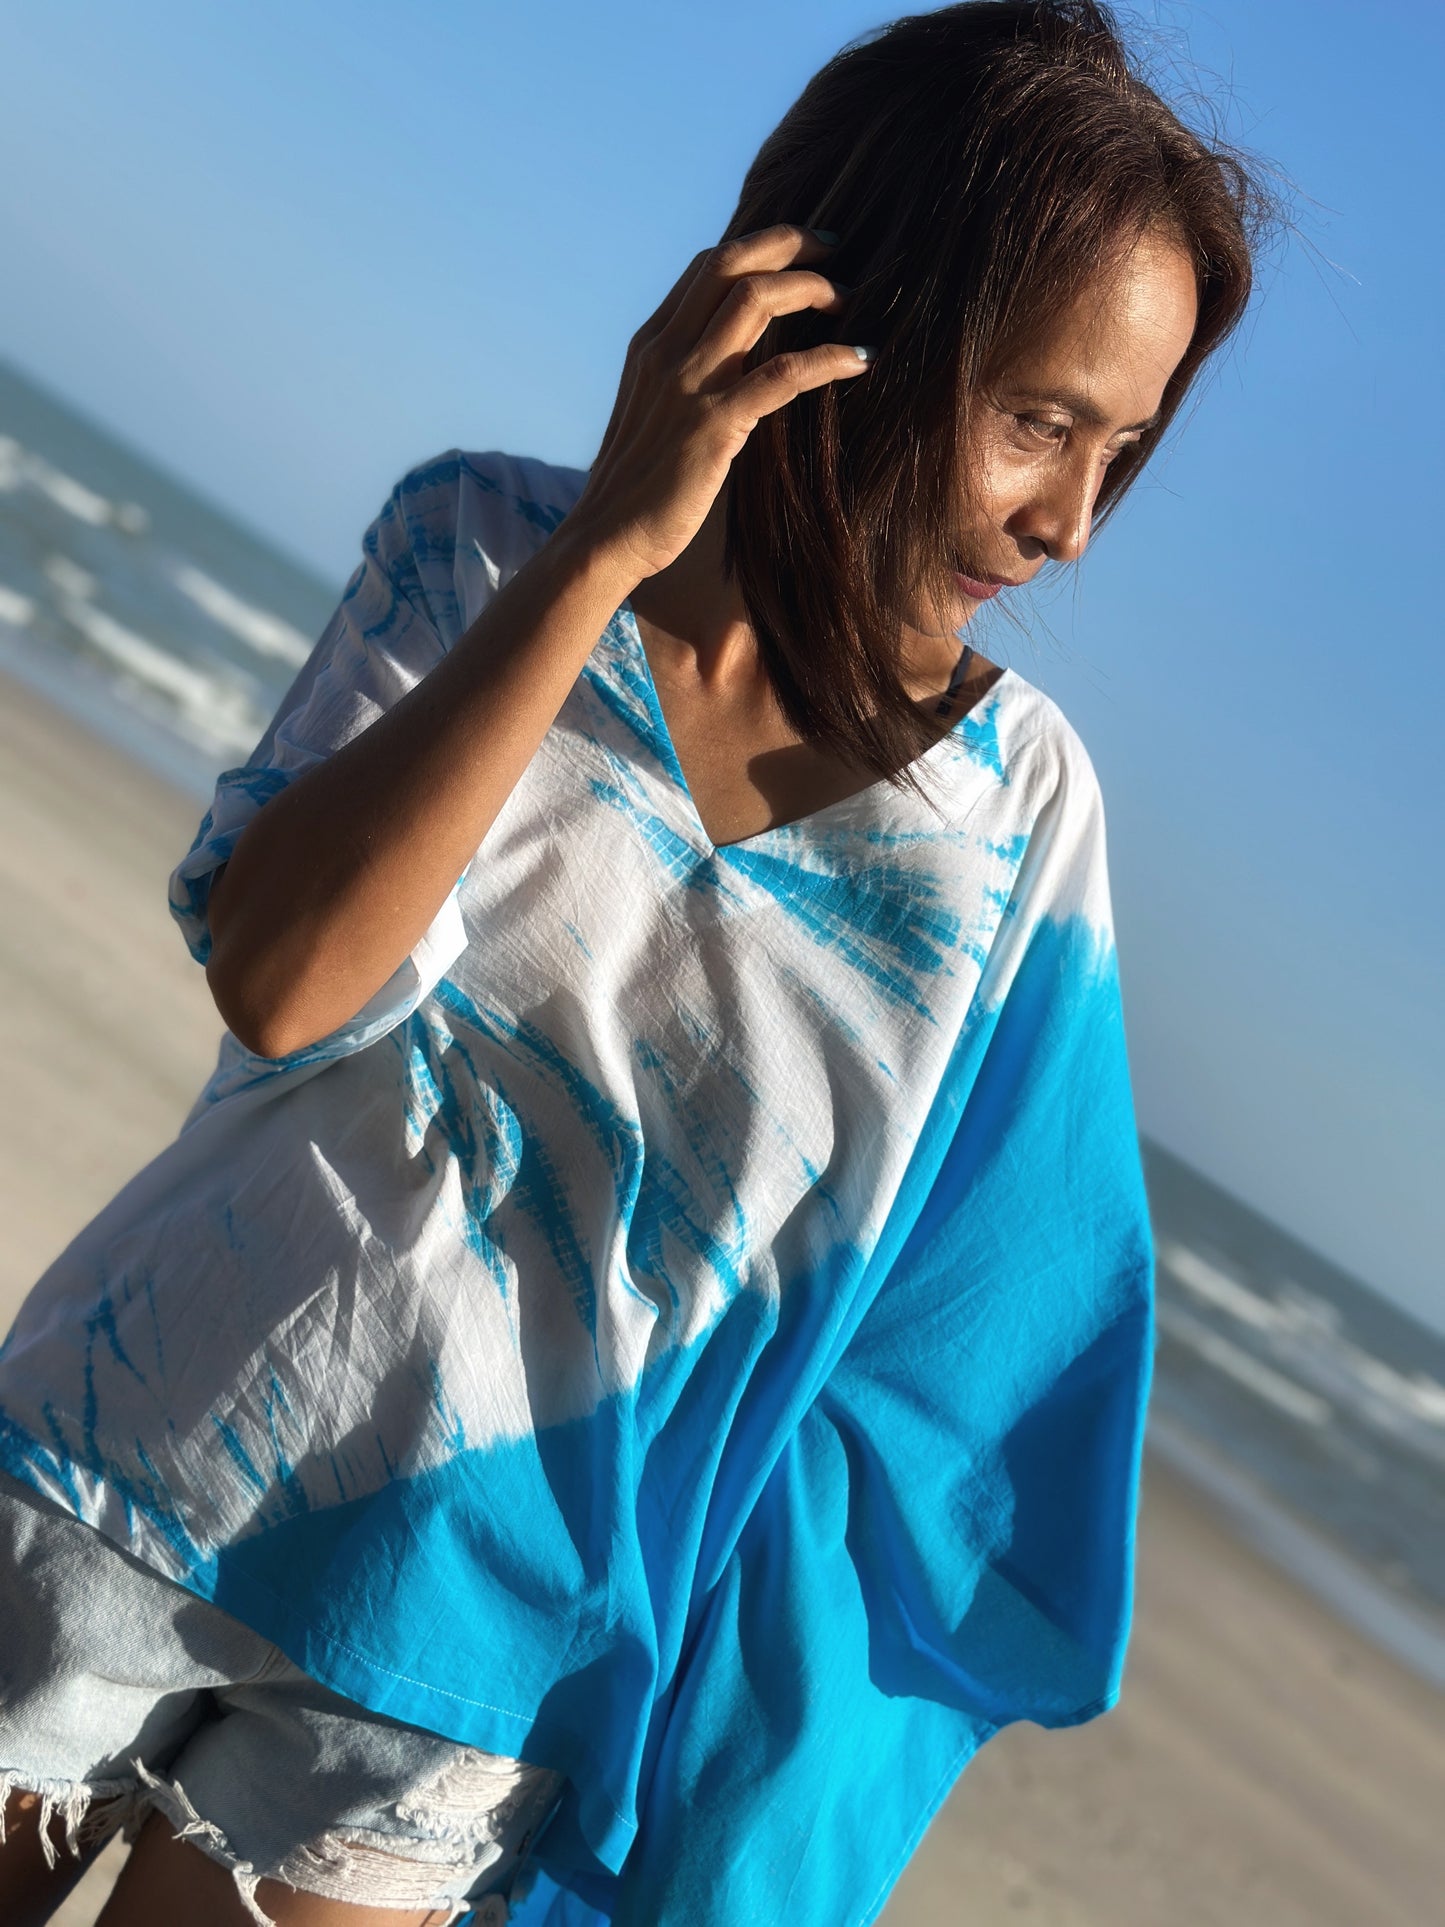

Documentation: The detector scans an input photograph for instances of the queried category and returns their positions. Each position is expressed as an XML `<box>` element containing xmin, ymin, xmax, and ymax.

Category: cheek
<box><xmin>964</xmin><ymin>438</ymin><xmax>1023</xmax><ymax>527</ymax></box>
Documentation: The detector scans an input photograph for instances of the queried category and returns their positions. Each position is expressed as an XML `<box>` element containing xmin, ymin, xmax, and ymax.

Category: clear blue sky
<box><xmin>0</xmin><ymin>1</ymin><xmax>1440</xmax><ymax>1328</ymax></box>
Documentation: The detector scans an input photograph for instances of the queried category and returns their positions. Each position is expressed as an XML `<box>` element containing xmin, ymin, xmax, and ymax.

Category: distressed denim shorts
<box><xmin>0</xmin><ymin>1468</ymin><xmax>568</xmax><ymax>1925</ymax></box>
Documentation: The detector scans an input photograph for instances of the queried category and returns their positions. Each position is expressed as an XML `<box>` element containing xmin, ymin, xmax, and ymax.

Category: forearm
<box><xmin>205</xmin><ymin>520</ymin><xmax>638</xmax><ymax>1058</ymax></box>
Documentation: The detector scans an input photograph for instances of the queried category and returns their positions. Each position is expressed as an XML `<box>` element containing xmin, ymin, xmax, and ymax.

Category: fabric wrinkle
<box><xmin>0</xmin><ymin>446</ymin><xmax>1156</xmax><ymax>1925</ymax></box>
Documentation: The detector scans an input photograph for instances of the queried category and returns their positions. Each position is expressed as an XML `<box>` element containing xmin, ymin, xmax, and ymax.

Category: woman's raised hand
<box><xmin>204</xmin><ymin>227</ymin><xmax>867</xmax><ymax>1057</ymax></box>
<box><xmin>567</xmin><ymin>224</ymin><xmax>869</xmax><ymax>585</ymax></box>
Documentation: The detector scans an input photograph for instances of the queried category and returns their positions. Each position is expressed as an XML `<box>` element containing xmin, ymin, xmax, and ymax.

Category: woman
<box><xmin>0</xmin><ymin>4</ymin><xmax>1264</xmax><ymax>1923</ymax></box>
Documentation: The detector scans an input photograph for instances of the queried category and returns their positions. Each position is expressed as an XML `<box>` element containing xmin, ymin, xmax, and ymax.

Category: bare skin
<box><xmin>95</xmin><ymin>1810</ymin><xmax>459</xmax><ymax>1926</ymax></box>
<box><xmin>201</xmin><ymin>224</ymin><xmax>1194</xmax><ymax>1057</ymax></box>
<box><xmin>0</xmin><ymin>1790</ymin><xmax>108</xmax><ymax>1927</ymax></box>
<box><xmin>0</xmin><ymin>1790</ymin><xmax>470</xmax><ymax>1927</ymax></box>
<box><xmin>0</xmin><ymin>232</ymin><xmax>1199</xmax><ymax>1927</ymax></box>
<box><xmin>203</xmin><ymin>224</ymin><xmax>870</xmax><ymax>1060</ymax></box>
<box><xmin>625</xmin><ymin>484</ymin><xmax>1005</xmax><ymax>852</ymax></box>
<box><xmin>964</xmin><ymin>227</ymin><xmax>1197</xmax><ymax>583</ymax></box>
<box><xmin>627</xmin><ymin>225</ymin><xmax>1198</xmax><ymax>849</ymax></box>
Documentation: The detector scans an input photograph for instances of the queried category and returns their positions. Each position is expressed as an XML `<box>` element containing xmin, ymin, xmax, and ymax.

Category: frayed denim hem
<box><xmin>2</xmin><ymin>1750</ymin><xmax>536</xmax><ymax>1923</ymax></box>
<box><xmin>132</xmin><ymin>1759</ymin><xmax>493</xmax><ymax>1926</ymax></box>
<box><xmin>130</xmin><ymin>1760</ymin><xmax>276</xmax><ymax>1926</ymax></box>
<box><xmin>0</xmin><ymin>1764</ymin><xmax>147</xmax><ymax>1868</ymax></box>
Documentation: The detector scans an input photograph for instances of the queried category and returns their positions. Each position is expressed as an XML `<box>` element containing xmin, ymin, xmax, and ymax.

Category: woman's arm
<box><xmin>205</xmin><ymin>223</ymin><xmax>861</xmax><ymax>1059</ymax></box>
<box><xmin>204</xmin><ymin>524</ymin><xmax>636</xmax><ymax>1059</ymax></box>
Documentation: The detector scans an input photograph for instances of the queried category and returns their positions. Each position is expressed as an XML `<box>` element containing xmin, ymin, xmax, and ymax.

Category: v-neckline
<box><xmin>616</xmin><ymin>597</ymin><xmax>1010</xmax><ymax>857</ymax></box>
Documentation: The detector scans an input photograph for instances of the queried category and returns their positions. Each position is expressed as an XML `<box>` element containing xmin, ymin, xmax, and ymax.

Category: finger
<box><xmin>653</xmin><ymin>224</ymin><xmax>839</xmax><ymax>357</ymax></box>
<box><xmin>681</xmin><ymin>268</ymin><xmax>850</xmax><ymax>391</ymax></box>
<box><xmin>721</xmin><ymin>341</ymin><xmax>875</xmax><ymax>429</ymax></box>
<box><xmin>634</xmin><ymin>244</ymin><xmax>716</xmax><ymax>347</ymax></box>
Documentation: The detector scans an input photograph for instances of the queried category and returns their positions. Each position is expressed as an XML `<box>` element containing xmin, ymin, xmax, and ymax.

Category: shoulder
<box><xmin>990</xmin><ymin>671</ymin><xmax>1106</xmax><ymax>829</ymax></box>
<box><xmin>945</xmin><ymin>666</ymin><xmax>1109</xmax><ymax>853</ymax></box>
<box><xmin>974</xmin><ymin>671</ymin><xmax>1116</xmax><ymax>942</ymax></box>
<box><xmin>377</xmin><ymin>448</ymin><xmax>592</xmax><ymax>637</ymax></box>
<box><xmin>393</xmin><ymin>446</ymin><xmax>587</xmax><ymax>563</ymax></box>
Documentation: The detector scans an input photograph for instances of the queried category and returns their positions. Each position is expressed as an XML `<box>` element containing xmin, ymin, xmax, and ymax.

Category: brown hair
<box><xmin>720</xmin><ymin>0</ymin><xmax>1271</xmax><ymax>786</ymax></box>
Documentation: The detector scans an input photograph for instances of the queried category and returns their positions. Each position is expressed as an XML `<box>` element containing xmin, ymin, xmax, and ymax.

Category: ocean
<box><xmin>3</xmin><ymin>353</ymin><xmax>1442</xmax><ymax>1690</ymax></box>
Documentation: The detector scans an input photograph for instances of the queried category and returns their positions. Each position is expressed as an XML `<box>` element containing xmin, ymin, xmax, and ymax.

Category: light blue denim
<box><xmin>0</xmin><ymin>1469</ymin><xmax>567</xmax><ymax>1925</ymax></box>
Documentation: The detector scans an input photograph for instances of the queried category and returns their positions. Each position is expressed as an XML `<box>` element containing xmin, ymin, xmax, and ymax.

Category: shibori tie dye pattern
<box><xmin>0</xmin><ymin>451</ymin><xmax>1154</xmax><ymax>1925</ymax></box>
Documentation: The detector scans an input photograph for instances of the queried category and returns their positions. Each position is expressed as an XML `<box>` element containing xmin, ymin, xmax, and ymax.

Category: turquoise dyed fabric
<box><xmin>0</xmin><ymin>451</ymin><xmax>1153</xmax><ymax>1924</ymax></box>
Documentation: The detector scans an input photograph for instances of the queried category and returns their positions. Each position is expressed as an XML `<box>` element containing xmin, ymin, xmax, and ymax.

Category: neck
<box><xmin>625</xmin><ymin>495</ymin><xmax>758</xmax><ymax>690</ymax></box>
<box><xmin>626</xmin><ymin>492</ymin><xmax>974</xmax><ymax>707</ymax></box>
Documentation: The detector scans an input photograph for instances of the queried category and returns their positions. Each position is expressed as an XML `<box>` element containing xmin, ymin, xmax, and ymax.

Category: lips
<box><xmin>953</xmin><ymin>568</ymin><xmax>1015</xmax><ymax>601</ymax></box>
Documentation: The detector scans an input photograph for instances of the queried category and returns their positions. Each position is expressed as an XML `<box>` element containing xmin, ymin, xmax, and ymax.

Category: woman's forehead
<box><xmin>995</xmin><ymin>237</ymin><xmax>1198</xmax><ymax>426</ymax></box>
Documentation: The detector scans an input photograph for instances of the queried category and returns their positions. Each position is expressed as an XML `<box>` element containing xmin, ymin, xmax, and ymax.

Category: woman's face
<box><xmin>906</xmin><ymin>228</ymin><xmax>1200</xmax><ymax>650</ymax></box>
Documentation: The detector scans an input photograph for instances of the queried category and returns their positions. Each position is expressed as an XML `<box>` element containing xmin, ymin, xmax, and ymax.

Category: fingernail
<box><xmin>852</xmin><ymin>345</ymin><xmax>877</xmax><ymax>362</ymax></box>
<box><xmin>810</xmin><ymin>228</ymin><xmax>840</xmax><ymax>245</ymax></box>
<box><xmin>831</xmin><ymin>282</ymin><xmax>855</xmax><ymax>297</ymax></box>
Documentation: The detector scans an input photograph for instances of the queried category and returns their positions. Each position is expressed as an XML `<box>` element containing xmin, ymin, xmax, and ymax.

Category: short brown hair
<box><xmin>720</xmin><ymin>0</ymin><xmax>1272</xmax><ymax>787</ymax></box>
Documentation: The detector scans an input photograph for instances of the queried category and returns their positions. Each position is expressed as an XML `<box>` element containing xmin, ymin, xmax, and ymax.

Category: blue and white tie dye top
<box><xmin>0</xmin><ymin>450</ymin><xmax>1155</xmax><ymax>1927</ymax></box>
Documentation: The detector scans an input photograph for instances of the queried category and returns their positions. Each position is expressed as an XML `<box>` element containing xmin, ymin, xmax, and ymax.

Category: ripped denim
<box><xmin>0</xmin><ymin>1469</ymin><xmax>566</xmax><ymax>1925</ymax></box>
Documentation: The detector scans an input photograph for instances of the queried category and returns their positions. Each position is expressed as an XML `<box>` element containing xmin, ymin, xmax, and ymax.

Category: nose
<box><xmin>1009</xmin><ymin>453</ymin><xmax>1100</xmax><ymax>565</ymax></box>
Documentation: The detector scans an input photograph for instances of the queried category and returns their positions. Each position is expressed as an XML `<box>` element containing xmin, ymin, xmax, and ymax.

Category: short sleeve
<box><xmin>167</xmin><ymin>451</ymin><xmax>480</xmax><ymax>1066</ymax></box>
<box><xmin>526</xmin><ymin>729</ymin><xmax>1156</xmax><ymax>1927</ymax></box>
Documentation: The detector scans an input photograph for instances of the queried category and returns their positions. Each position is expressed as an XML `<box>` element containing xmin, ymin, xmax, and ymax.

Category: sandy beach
<box><xmin>2</xmin><ymin>669</ymin><xmax>1441</xmax><ymax>1926</ymax></box>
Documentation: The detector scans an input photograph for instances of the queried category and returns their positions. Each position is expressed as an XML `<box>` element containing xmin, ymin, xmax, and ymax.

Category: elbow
<box><xmin>205</xmin><ymin>948</ymin><xmax>307</xmax><ymax>1061</ymax></box>
<box><xmin>203</xmin><ymin>865</ymin><xmax>325</xmax><ymax>1058</ymax></box>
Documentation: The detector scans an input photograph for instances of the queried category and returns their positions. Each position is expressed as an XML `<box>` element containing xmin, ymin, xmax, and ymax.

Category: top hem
<box><xmin>0</xmin><ymin>1447</ymin><xmax>639</xmax><ymax>1880</ymax></box>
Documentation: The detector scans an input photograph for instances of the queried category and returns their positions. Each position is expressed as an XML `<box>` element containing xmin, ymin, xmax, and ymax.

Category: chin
<box><xmin>906</xmin><ymin>600</ymin><xmax>973</xmax><ymax>639</ymax></box>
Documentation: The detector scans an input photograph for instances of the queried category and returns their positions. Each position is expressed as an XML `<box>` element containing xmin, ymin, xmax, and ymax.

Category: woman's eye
<box><xmin>1016</xmin><ymin>415</ymin><xmax>1067</xmax><ymax>444</ymax></box>
<box><xmin>1008</xmin><ymin>415</ymin><xmax>1144</xmax><ymax>463</ymax></box>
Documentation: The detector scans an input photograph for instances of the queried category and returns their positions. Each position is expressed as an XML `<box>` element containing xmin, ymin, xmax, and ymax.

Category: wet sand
<box><xmin>3</xmin><ymin>670</ymin><xmax>1441</xmax><ymax>1926</ymax></box>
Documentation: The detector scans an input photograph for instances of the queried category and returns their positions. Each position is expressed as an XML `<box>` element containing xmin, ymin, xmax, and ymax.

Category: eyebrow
<box><xmin>1009</xmin><ymin>387</ymin><xmax>1162</xmax><ymax>435</ymax></box>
